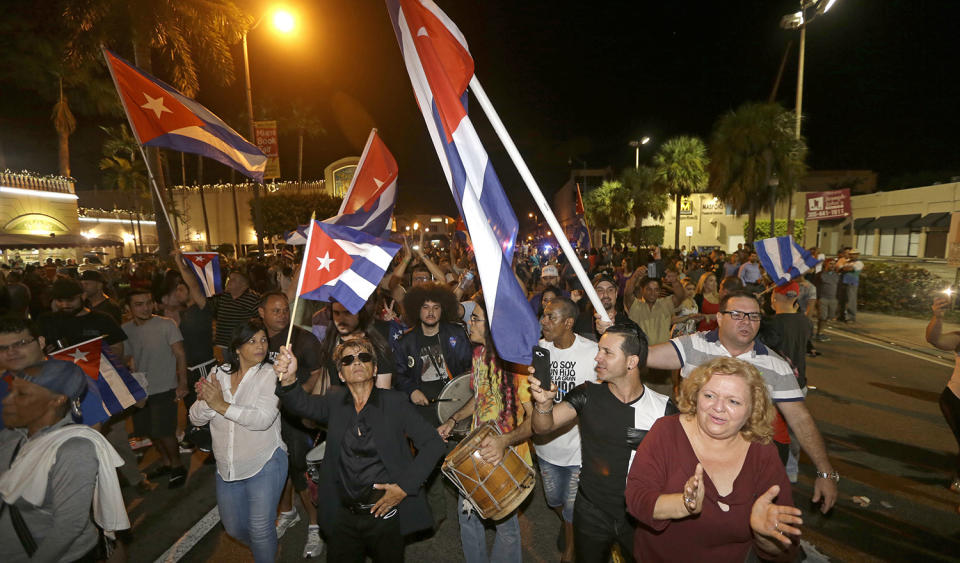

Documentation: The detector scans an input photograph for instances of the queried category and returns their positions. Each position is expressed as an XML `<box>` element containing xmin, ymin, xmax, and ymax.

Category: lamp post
<box><xmin>629</xmin><ymin>136</ymin><xmax>651</xmax><ymax>170</ymax></box>
<box><xmin>241</xmin><ymin>7</ymin><xmax>297</xmax><ymax>257</ymax></box>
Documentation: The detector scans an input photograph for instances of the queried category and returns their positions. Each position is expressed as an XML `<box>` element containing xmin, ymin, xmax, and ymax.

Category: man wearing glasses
<box><xmin>275</xmin><ymin>338</ymin><xmax>445</xmax><ymax>562</ymax></box>
<box><xmin>646</xmin><ymin>290</ymin><xmax>839</xmax><ymax>514</ymax></box>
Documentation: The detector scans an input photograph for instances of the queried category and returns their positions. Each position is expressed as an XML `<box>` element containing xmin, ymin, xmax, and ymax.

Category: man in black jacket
<box><xmin>274</xmin><ymin>338</ymin><xmax>444</xmax><ymax>562</ymax></box>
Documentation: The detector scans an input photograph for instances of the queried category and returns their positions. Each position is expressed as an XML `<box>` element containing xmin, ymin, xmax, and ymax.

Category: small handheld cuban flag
<box><xmin>182</xmin><ymin>252</ymin><xmax>222</xmax><ymax>297</ymax></box>
<box><xmin>284</xmin><ymin>224</ymin><xmax>310</xmax><ymax>246</ymax></box>
<box><xmin>754</xmin><ymin>236</ymin><xmax>821</xmax><ymax>286</ymax></box>
<box><xmin>298</xmin><ymin>220</ymin><xmax>401</xmax><ymax>314</ymax></box>
<box><xmin>323</xmin><ymin>129</ymin><xmax>399</xmax><ymax>237</ymax></box>
<box><xmin>51</xmin><ymin>337</ymin><xmax>147</xmax><ymax>416</ymax></box>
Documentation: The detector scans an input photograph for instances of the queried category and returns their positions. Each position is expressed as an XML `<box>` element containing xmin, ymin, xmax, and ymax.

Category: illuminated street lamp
<box><xmin>780</xmin><ymin>0</ymin><xmax>838</xmax><ymax>139</ymax></box>
<box><xmin>242</xmin><ymin>6</ymin><xmax>297</xmax><ymax>256</ymax></box>
<box><xmin>629</xmin><ymin>136</ymin><xmax>651</xmax><ymax>170</ymax></box>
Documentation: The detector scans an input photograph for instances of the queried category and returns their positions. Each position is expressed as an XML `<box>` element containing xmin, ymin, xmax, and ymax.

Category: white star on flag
<box><xmin>141</xmin><ymin>93</ymin><xmax>172</xmax><ymax>119</ymax></box>
<box><xmin>68</xmin><ymin>348</ymin><xmax>88</xmax><ymax>364</ymax></box>
<box><xmin>373</xmin><ymin>178</ymin><xmax>384</xmax><ymax>188</ymax></box>
<box><xmin>315</xmin><ymin>252</ymin><xmax>336</xmax><ymax>271</ymax></box>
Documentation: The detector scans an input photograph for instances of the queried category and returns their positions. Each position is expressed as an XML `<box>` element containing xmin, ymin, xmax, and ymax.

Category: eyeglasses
<box><xmin>0</xmin><ymin>338</ymin><xmax>36</xmax><ymax>354</ymax></box>
<box><xmin>719</xmin><ymin>310</ymin><xmax>762</xmax><ymax>322</ymax></box>
<box><xmin>340</xmin><ymin>352</ymin><xmax>373</xmax><ymax>366</ymax></box>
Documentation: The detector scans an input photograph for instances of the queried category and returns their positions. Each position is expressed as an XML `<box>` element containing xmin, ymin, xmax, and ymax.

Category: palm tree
<box><xmin>51</xmin><ymin>79</ymin><xmax>77</xmax><ymax>177</ymax></box>
<box><xmin>652</xmin><ymin>136</ymin><xmax>710</xmax><ymax>249</ymax></box>
<box><xmin>285</xmin><ymin>99</ymin><xmax>326</xmax><ymax>189</ymax></box>
<box><xmin>63</xmin><ymin>0</ymin><xmax>252</xmax><ymax>255</ymax></box>
<box><xmin>708</xmin><ymin>102</ymin><xmax>807</xmax><ymax>244</ymax></box>
<box><xmin>583</xmin><ymin>180</ymin><xmax>633</xmax><ymax>245</ymax></box>
<box><xmin>621</xmin><ymin>165</ymin><xmax>669</xmax><ymax>235</ymax></box>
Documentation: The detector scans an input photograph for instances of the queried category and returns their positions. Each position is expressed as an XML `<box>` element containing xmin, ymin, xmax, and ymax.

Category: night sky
<box><xmin>2</xmin><ymin>0</ymin><xmax>958</xmax><ymax>217</ymax></box>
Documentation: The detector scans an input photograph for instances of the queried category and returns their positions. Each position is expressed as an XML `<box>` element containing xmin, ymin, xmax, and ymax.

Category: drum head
<box><xmin>437</xmin><ymin>374</ymin><xmax>473</xmax><ymax>435</ymax></box>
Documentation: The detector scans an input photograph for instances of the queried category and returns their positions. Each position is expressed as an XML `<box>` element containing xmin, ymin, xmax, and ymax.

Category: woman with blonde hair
<box><xmin>695</xmin><ymin>272</ymin><xmax>721</xmax><ymax>331</ymax></box>
<box><xmin>625</xmin><ymin>357</ymin><xmax>801</xmax><ymax>562</ymax></box>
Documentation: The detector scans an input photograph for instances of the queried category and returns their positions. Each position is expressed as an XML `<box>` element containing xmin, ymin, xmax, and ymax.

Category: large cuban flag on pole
<box><xmin>755</xmin><ymin>235</ymin><xmax>821</xmax><ymax>286</ymax></box>
<box><xmin>102</xmin><ymin>48</ymin><xmax>267</xmax><ymax>182</ymax></box>
<box><xmin>182</xmin><ymin>252</ymin><xmax>223</xmax><ymax>297</ymax></box>
<box><xmin>386</xmin><ymin>0</ymin><xmax>539</xmax><ymax>364</ymax></box>
<box><xmin>298</xmin><ymin>220</ymin><xmax>402</xmax><ymax>314</ymax></box>
<box><xmin>324</xmin><ymin>129</ymin><xmax>399</xmax><ymax>236</ymax></box>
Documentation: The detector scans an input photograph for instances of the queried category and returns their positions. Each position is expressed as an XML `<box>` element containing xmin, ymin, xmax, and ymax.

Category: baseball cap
<box><xmin>541</xmin><ymin>265</ymin><xmax>559</xmax><ymax>278</ymax></box>
<box><xmin>773</xmin><ymin>281</ymin><xmax>799</xmax><ymax>298</ymax></box>
<box><xmin>593</xmin><ymin>273</ymin><xmax>618</xmax><ymax>289</ymax></box>
<box><xmin>79</xmin><ymin>270</ymin><xmax>105</xmax><ymax>283</ymax></box>
<box><xmin>50</xmin><ymin>278</ymin><xmax>83</xmax><ymax>299</ymax></box>
<box><xmin>17</xmin><ymin>359</ymin><xmax>89</xmax><ymax>403</ymax></box>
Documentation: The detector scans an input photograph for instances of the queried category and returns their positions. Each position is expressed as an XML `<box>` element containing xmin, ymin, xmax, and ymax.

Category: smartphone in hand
<box><xmin>532</xmin><ymin>345</ymin><xmax>552</xmax><ymax>393</ymax></box>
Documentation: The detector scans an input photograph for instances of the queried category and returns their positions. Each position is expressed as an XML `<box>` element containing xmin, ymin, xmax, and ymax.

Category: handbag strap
<box><xmin>2</xmin><ymin>438</ymin><xmax>38</xmax><ymax>556</ymax></box>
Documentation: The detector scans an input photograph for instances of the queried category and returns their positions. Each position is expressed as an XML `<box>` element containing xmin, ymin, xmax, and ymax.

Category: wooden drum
<box><xmin>441</xmin><ymin>422</ymin><xmax>535</xmax><ymax>521</ymax></box>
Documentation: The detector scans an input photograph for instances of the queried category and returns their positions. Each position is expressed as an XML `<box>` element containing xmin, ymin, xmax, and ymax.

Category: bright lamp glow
<box><xmin>79</xmin><ymin>217</ymin><xmax>156</xmax><ymax>225</ymax></box>
<box><xmin>272</xmin><ymin>9</ymin><xmax>296</xmax><ymax>33</ymax></box>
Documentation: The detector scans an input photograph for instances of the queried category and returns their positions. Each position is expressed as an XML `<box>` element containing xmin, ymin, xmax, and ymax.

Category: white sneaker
<box><xmin>303</xmin><ymin>528</ymin><xmax>324</xmax><ymax>558</ymax></box>
<box><xmin>275</xmin><ymin>509</ymin><xmax>300</xmax><ymax>538</ymax></box>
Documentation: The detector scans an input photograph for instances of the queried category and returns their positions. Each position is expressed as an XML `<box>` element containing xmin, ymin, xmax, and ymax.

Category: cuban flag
<box><xmin>755</xmin><ymin>236</ymin><xmax>821</xmax><ymax>286</ymax></box>
<box><xmin>182</xmin><ymin>252</ymin><xmax>222</xmax><ymax>297</ymax></box>
<box><xmin>386</xmin><ymin>0</ymin><xmax>539</xmax><ymax>364</ymax></box>
<box><xmin>299</xmin><ymin>220</ymin><xmax>401</xmax><ymax>314</ymax></box>
<box><xmin>324</xmin><ymin>129</ymin><xmax>398</xmax><ymax>236</ymax></box>
<box><xmin>102</xmin><ymin>48</ymin><xmax>267</xmax><ymax>182</ymax></box>
<box><xmin>51</xmin><ymin>337</ymin><xmax>147</xmax><ymax>416</ymax></box>
<box><xmin>284</xmin><ymin>224</ymin><xmax>310</xmax><ymax>245</ymax></box>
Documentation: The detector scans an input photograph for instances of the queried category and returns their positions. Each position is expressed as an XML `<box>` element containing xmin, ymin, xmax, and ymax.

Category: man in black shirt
<box><xmin>36</xmin><ymin>278</ymin><xmax>126</xmax><ymax>358</ymax></box>
<box><xmin>275</xmin><ymin>337</ymin><xmax>444</xmax><ymax>562</ymax></box>
<box><xmin>79</xmin><ymin>270</ymin><xmax>122</xmax><ymax>324</ymax></box>
<box><xmin>258</xmin><ymin>291</ymin><xmax>323</xmax><ymax>557</ymax></box>
<box><xmin>530</xmin><ymin>324</ymin><xmax>676</xmax><ymax>563</ymax></box>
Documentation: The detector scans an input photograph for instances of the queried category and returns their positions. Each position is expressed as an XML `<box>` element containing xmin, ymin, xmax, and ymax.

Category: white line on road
<box><xmin>826</xmin><ymin>329</ymin><xmax>953</xmax><ymax>368</ymax></box>
<box><xmin>153</xmin><ymin>506</ymin><xmax>220</xmax><ymax>563</ymax></box>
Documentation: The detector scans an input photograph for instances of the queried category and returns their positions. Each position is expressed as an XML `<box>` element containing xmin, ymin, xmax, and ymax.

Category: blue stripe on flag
<box><xmin>756</xmin><ymin>236</ymin><xmax>820</xmax><ymax>285</ymax></box>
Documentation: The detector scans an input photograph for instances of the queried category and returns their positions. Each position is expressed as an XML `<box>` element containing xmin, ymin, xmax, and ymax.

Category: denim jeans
<box><xmin>215</xmin><ymin>447</ymin><xmax>288</xmax><ymax>563</ymax></box>
<box><xmin>539</xmin><ymin>458</ymin><xmax>580</xmax><ymax>523</ymax></box>
<box><xmin>457</xmin><ymin>496</ymin><xmax>522</xmax><ymax>563</ymax></box>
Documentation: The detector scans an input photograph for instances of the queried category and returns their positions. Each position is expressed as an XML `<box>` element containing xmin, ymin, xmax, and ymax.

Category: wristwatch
<box><xmin>815</xmin><ymin>471</ymin><xmax>840</xmax><ymax>483</ymax></box>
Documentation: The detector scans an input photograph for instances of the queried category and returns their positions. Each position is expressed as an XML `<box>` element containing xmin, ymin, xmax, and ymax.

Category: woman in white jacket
<box><xmin>190</xmin><ymin>319</ymin><xmax>286</xmax><ymax>563</ymax></box>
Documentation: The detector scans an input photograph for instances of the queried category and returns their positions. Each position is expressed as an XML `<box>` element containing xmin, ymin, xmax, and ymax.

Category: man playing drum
<box><xmin>529</xmin><ymin>324</ymin><xmax>677</xmax><ymax>563</ymax></box>
<box><xmin>438</xmin><ymin>297</ymin><xmax>533</xmax><ymax>563</ymax></box>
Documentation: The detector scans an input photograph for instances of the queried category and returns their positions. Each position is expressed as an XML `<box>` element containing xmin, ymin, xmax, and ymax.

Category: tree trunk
<box><xmin>747</xmin><ymin>201</ymin><xmax>757</xmax><ymax>245</ymax></box>
<box><xmin>136</xmin><ymin>210</ymin><xmax>145</xmax><ymax>254</ymax></box>
<box><xmin>674</xmin><ymin>195</ymin><xmax>682</xmax><ymax>250</ymax></box>
<box><xmin>232</xmin><ymin>182</ymin><xmax>242</xmax><ymax>256</ymax></box>
<box><xmin>133</xmin><ymin>40</ymin><xmax>174</xmax><ymax>256</ymax></box>
<box><xmin>786</xmin><ymin>190</ymin><xmax>794</xmax><ymax>236</ymax></box>
<box><xmin>57</xmin><ymin>127</ymin><xmax>70</xmax><ymax>177</ymax></box>
<box><xmin>297</xmin><ymin>130</ymin><xmax>304</xmax><ymax>192</ymax></box>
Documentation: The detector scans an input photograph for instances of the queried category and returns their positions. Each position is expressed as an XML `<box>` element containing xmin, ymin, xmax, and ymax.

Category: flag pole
<box><xmin>468</xmin><ymin>76</ymin><xmax>610</xmax><ymax>323</ymax></box>
<box><xmin>285</xmin><ymin>212</ymin><xmax>316</xmax><ymax>358</ymax></box>
<box><xmin>100</xmin><ymin>47</ymin><xmax>177</xmax><ymax>244</ymax></box>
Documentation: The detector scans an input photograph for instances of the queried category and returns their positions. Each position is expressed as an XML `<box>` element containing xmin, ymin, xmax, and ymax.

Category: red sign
<box><xmin>253</xmin><ymin>120</ymin><xmax>280</xmax><ymax>179</ymax></box>
<box><xmin>805</xmin><ymin>189</ymin><xmax>851</xmax><ymax>221</ymax></box>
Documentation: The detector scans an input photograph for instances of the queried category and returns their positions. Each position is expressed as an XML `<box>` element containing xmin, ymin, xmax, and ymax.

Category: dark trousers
<box><xmin>573</xmin><ymin>489</ymin><xmax>635</xmax><ymax>563</ymax></box>
<box><xmin>940</xmin><ymin>387</ymin><xmax>960</xmax><ymax>475</ymax></box>
<box><xmin>328</xmin><ymin>507</ymin><xmax>403</xmax><ymax>563</ymax></box>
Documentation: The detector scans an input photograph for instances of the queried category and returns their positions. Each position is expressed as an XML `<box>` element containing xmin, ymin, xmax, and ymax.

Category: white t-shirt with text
<box><xmin>534</xmin><ymin>334</ymin><xmax>598</xmax><ymax>466</ymax></box>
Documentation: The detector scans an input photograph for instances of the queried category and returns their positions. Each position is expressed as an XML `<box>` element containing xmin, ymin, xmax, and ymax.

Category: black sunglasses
<box><xmin>340</xmin><ymin>352</ymin><xmax>374</xmax><ymax>366</ymax></box>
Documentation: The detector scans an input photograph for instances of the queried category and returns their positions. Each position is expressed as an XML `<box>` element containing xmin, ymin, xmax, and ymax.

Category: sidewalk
<box><xmin>821</xmin><ymin>309</ymin><xmax>958</xmax><ymax>361</ymax></box>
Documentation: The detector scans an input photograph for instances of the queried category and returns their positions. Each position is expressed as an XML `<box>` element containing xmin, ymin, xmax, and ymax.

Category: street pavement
<box><xmin>125</xmin><ymin>311</ymin><xmax>960</xmax><ymax>563</ymax></box>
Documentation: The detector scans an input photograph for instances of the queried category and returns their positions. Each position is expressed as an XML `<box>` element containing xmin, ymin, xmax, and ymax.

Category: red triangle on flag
<box><xmin>300</xmin><ymin>222</ymin><xmax>354</xmax><ymax>295</ymax></box>
<box><xmin>342</xmin><ymin>131</ymin><xmax>399</xmax><ymax>215</ymax></box>
<box><xmin>52</xmin><ymin>338</ymin><xmax>103</xmax><ymax>381</ymax></box>
<box><xmin>105</xmin><ymin>51</ymin><xmax>206</xmax><ymax>144</ymax></box>
<box><xmin>188</xmin><ymin>253</ymin><xmax>213</xmax><ymax>269</ymax></box>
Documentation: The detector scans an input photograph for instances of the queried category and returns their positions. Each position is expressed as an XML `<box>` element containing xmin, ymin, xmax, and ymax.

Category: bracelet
<box><xmin>534</xmin><ymin>403</ymin><xmax>554</xmax><ymax>415</ymax></box>
<box><xmin>815</xmin><ymin>471</ymin><xmax>840</xmax><ymax>483</ymax></box>
<box><xmin>447</xmin><ymin>417</ymin><xmax>457</xmax><ymax>425</ymax></box>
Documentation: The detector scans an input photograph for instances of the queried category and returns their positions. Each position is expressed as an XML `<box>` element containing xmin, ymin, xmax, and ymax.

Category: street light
<box><xmin>780</xmin><ymin>0</ymin><xmax>838</xmax><ymax>139</ymax></box>
<box><xmin>242</xmin><ymin>6</ymin><xmax>298</xmax><ymax>256</ymax></box>
<box><xmin>629</xmin><ymin>136</ymin><xmax>652</xmax><ymax>170</ymax></box>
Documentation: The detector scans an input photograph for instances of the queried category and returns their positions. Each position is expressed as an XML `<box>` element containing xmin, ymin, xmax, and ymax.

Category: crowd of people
<box><xmin>0</xmin><ymin>236</ymin><xmax>876</xmax><ymax>562</ymax></box>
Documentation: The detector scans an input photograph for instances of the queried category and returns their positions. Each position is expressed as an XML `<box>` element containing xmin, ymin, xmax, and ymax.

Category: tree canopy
<box><xmin>652</xmin><ymin>136</ymin><xmax>709</xmax><ymax>249</ymax></box>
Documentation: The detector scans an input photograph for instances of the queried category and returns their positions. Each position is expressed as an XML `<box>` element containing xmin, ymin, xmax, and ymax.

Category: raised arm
<box><xmin>174</xmin><ymin>251</ymin><xmax>208</xmax><ymax>308</ymax></box>
<box><xmin>927</xmin><ymin>296</ymin><xmax>960</xmax><ymax>351</ymax></box>
<box><xmin>776</xmin><ymin>400</ymin><xmax>836</xmax><ymax>513</ymax></box>
<box><xmin>527</xmin><ymin>373</ymin><xmax>578</xmax><ymax>434</ymax></box>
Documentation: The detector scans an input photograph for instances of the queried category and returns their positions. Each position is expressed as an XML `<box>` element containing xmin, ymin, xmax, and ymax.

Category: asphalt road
<box><xmin>125</xmin><ymin>326</ymin><xmax>960</xmax><ymax>563</ymax></box>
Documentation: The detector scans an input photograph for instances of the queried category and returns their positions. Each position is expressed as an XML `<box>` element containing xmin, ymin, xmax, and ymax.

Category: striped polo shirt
<box><xmin>211</xmin><ymin>289</ymin><xmax>260</xmax><ymax>347</ymax></box>
<box><xmin>669</xmin><ymin>329</ymin><xmax>803</xmax><ymax>403</ymax></box>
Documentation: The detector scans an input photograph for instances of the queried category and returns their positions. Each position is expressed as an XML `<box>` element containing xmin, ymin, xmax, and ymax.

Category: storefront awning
<box><xmin>0</xmin><ymin>233</ymin><xmax>123</xmax><ymax>250</ymax></box>
<box><xmin>852</xmin><ymin>217</ymin><xmax>875</xmax><ymax>230</ymax></box>
<box><xmin>867</xmin><ymin>214</ymin><xmax>921</xmax><ymax>230</ymax></box>
<box><xmin>914</xmin><ymin>212</ymin><xmax>951</xmax><ymax>228</ymax></box>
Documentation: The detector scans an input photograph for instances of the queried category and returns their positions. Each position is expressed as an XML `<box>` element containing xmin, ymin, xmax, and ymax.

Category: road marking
<box><xmin>825</xmin><ymin>329</ymin><xmax>953</xmax><ymax>368</ymax></box>
<box><xmin>153</xmin><ymin>506</ymin><xmax>220</xmax><ymax>563</ymax></box>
